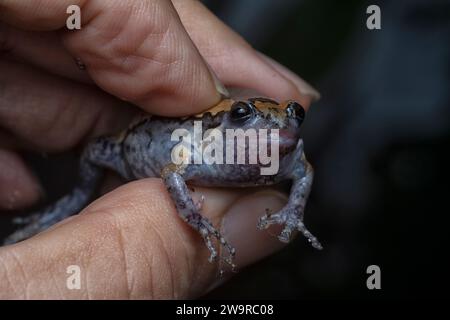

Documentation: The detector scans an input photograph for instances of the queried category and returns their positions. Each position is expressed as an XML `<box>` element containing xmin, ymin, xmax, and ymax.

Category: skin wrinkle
<box><xmin>149</xmin><ymin>220</ymin><xmax>176</xmax><ymax>299</ymax></box>
<box><xmin>148</xmin><ymin>253</ymin><xmax>155</xmax><ymax>299</ymax></box>
<box><xmin>129</xmin><ymin>202</ymin><xmax>160</xmax><ymax>297</ymax></box>
<box><xmin>184</xmin><ymin>57</ymin><xmax>209</xmax><ymax>111</ymax></box>
<box><xmin>138</xmin><ymin>240</ymin><xmax>154</xmax><ymax>299</ymax></box>
<box><xmin>80</xmin><ymin>201</ymin><xmax>159</xmax><ymax>298</ymax></box>
<box><xmin>76</xmin><ymin>0</ymin><xmax>103</xmax><ymax>28</ymax></box>
<box><xmin>131</xmin><ymin>60</ymin><xmax>187</xmax><ymax>111</ymax></box>
<box><xmin>111</xmin><ymin>207</ymin><xmax>150</xmax><ymax>299</ymax></box>
<box><xmin>164</xmin><ymin>208</ymin><xmax>199</xmax><ymax>298</ymax></box>
<box><xmin>176</xmin><ymin>217</ymin><xmax>198</xmax><ymax>296</ymax></box>
<box><xmin>72</xmin><ymin>1</ymin><xmax>173</xmax><ymax>74</ymax></box>
<box><xmin>85</xmin><ymin>260</ymin><xmax>92</xmax><ymax>300</ymax></box>
<box><xmin>60</xmin><ymin>209</ymin><xmax>109</xmax><ymax>299</ymax></box>
<box><xmin>116</xmin><ymin>225</ymin><xmax>132</xmax><ymax>300</ymax></box>
<box><xmin>150</xmin><ymin>14</ymin><xmax>179</xmax><ymax>68</ymax></box>
<box><xmin>104</xmin><ymin>15</ymin><xmax>143</xmax><ymax>68</ymax></box>
<box><xmin>127</xmin><ymin>242</ymin><xmax>143</xmax><ymax>299</ymax></box>
<box><xmin>86</xmin><ymin>211</ymin><xmax>114</xmax><ymax>300</ymax></box>
<box><xmin>91</xmin><ymin>209</ymin><xmax>131</xmax><ymax>299</ymax></box>
<box><xmin>133</xmin><ymin>186</ymin><xmax>188</xmax><ymax>298</ymax></box>
<box><xmin>117</xmin><ymin>34</ymin><xmax>188</xmax><ymax>104</ymax></box>
<box><xmin>49</xmin><ymin>265</ymin><xmax>65</xmax><ymax>299</ymax></box>
<box><xmin>4</xmin><ymin>249</ymin><xmax>28</xmax><ymax>299</ymax></box>
<box><xmin>114</xmin><ymin>7</ymin><xmax>170</xmax><ymax>73</ymax></box>
<box><xmin>0</xmin><ymin>251</ymin><xmax>21</xmax><ymax>298</ymax></box>
<box><xmin>36</xmin><ymin>241</ymin><xmax>63</xmax><ymax>299</ymax></box>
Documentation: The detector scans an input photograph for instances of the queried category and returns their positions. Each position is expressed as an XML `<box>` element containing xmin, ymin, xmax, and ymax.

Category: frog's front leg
<box><xmin>257</xmin><ymin>141</ymin><xmax>322</xmax><ymax>250</ymax></box>
<box><xmin>161</xmin><ymin>165</ymin><xmax>236</xmax><ymax>270</ymax></box>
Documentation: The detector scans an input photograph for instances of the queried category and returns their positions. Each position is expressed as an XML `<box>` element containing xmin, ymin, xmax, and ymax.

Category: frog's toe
<box><xmin>198</xmin><ymin>220</ymin><xmax>236</xmax><ymax>270</ymax></box>
<box><xmin>208</xmin><ymin>251</ymin><xmax>218</xmax><ymax>263</ymax></box>
<box><xmin>257</xmin><ymin>209</ymin><xmax>284</xmax><ymax>230</ymax></box>
<box><xmin>220</xmin><ymin>239</ymin><xmax>236</xmax><ymax>271</ymax></box>
<box><xmin>194</xmin><ymin>195</ymin><xmax>205</xmax><ymax>211</ymax></box>
<box><xmin>199</xmin><ymin>228</ymin><xmax>218</xmax><ymax>262</ymax></box>
<box><xmin>258</xmin><ymin>209</ymin><xmax>323</xmax><ymax>250</ymax></box>
<box><xmin>278</xmin><ymin>227</ymin><xmax>294</xmax><ymax>243</ymax></box>
<box><xmin>216</xmin><ymin>233</ymin><xmax>236</xmax><ymax>271</ymax></box>
<box><xmin>297</xmin><ymin>221</ymin><xmax>323</xmax><ymax>250</ymax></box>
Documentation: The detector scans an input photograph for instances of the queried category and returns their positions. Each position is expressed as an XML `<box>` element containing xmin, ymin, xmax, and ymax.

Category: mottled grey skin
<box><xmin>4</xmin><ymin>97</ymin><xmax>322</xmax><ymax>269</ymax></box>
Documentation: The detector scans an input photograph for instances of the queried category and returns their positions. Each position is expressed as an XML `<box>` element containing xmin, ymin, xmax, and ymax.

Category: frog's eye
<box><xmin>230</xmin><ymin>101</ymin><xmax>255</xmax><ymax>122</ymax></box>
<box><xmin>286</xmin><ymin>101</ymin><xmax>305</xmax><ymax>124</ymax></box>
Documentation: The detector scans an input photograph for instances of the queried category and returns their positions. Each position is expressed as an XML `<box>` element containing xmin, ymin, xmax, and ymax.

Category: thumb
<box><xmin>0</xmin><ymin>179</ymin><xmax>288</xmax><ymax>299</ymax></box>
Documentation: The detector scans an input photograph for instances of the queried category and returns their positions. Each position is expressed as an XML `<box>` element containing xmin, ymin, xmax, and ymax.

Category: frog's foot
<box><xmin>194</xmin><ymin>195</ymin><xmax>205</xmax><ymax>211</ymax></box>
<box><xmin>257</xmin><ymin>208</ymin><xmax>322</xmax><ymax>250</ymax></box>
<box><xmin>196</xmin><ymin>217</ymin><xmax>236</xmax><ymax>271</ymax></box>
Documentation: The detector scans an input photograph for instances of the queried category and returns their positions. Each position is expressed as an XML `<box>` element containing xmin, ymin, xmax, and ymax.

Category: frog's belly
<box><xmin>184</xmin><ymin>163</ymin><xmax>284</xmax><ymax>187</ymax></box>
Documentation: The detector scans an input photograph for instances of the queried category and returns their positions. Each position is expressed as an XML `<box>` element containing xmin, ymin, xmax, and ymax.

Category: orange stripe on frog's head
<box><xmin>196</xmin><ymin>97</ymin><xmax>295</xmax><ymax>115</ymax></box>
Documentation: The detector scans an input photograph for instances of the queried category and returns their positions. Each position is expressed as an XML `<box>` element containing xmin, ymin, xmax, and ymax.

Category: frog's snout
<box><xmin>285</xmin><ymin>101</ymin><xmax>305</xmax><ymax>126</ymax></box>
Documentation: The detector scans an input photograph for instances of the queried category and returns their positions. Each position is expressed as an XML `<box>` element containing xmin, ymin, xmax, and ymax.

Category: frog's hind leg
<box><xmin>3</xmin><ymin>136</ymin><xmax>126</xmax><ymax>245</ymax></box>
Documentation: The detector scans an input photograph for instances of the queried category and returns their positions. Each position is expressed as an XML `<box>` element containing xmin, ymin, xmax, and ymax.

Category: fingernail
<box><xmin>205</xmin><ymin>62</ymin><xmax>229</xmax><ymax>98</ymax></box>
<box><xmin>293</xmin><ymin>77</ymin><xmax>321</xmax><ymax>102</ymax></box>
<box><xmin>257</xmin><ymin>52</ymin><xmax>321</xmax><ymax>102</ymax></box>
<box><xmin>221</xmin><ymin>191</ymin><xmax>289</xmax><ymax>269</ymax></box>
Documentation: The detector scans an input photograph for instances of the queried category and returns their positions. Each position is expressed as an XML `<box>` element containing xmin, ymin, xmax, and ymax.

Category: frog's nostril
<box><xmin>286</xmin><ymin>102</ymin><xmax>305</xmax><ymax>125</ymax></box>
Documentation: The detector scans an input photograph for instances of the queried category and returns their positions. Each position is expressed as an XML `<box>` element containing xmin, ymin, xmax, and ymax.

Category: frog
<box><xmin>3</xmin><ymin>97</ymin><xmax>322</xmax><ymax>270</ymax></box>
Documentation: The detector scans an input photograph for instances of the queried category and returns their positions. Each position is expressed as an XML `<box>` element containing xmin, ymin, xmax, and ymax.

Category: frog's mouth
<box><xmin>278</xmin><ymin>129</ymin><xmax>300</xmax><ymax>154</ymax></box>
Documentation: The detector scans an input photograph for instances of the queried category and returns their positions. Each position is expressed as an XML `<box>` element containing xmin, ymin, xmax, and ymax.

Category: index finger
<box><xmin>0</xmin><ymin>0</ymin><xmax>223</xmax><ymax>116</ymax></box>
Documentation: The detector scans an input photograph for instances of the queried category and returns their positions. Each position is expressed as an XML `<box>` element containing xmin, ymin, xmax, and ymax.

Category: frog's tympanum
<box><xmin>4</xmin><ymin>98</ymin><xmax>322</xmax><ymax>270</ymax></box>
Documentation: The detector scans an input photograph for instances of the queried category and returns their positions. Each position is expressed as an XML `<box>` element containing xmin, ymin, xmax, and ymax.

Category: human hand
<box><xmin>0</xmin><ymin>0</ymin><xmax>319</xmax><ymax>299</ymax></box>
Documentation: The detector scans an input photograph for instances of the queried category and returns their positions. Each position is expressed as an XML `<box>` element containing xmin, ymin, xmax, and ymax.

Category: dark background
<box><xmin>203</xmin><ymin>0</ymin><xmax>450</xmax><ymax>299</ymax></box>
<box><xmin>1</xmin><ymin>0</ymin><xmax>449</xmax><ymax>299</ymax></box>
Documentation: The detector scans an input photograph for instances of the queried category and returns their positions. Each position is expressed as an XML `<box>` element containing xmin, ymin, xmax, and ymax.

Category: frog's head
<box><xmin>216</xmin><ymin>97</ymin><xmax>306</xmax><ymax>151</ymax></box>
<box><xmin>226</xmin><ymin>97</ymin><xmax>304</xmax><ymax>127</ymax></box>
